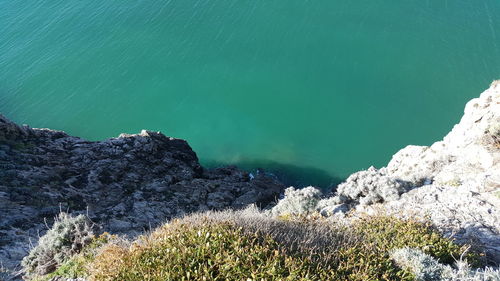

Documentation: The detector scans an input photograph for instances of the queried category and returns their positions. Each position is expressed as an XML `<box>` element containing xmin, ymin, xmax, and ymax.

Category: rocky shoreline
<box><xmin>0</xmin><ymin>117</ymin><xmax>285</xmax><ymax>273</ymax></box>
<box><xmin>1</xmin><ymin>81</ymin><xmax>499</xmax><ymax>279</ymax></box>
<box><xmin>275</xmin><ymin>81</ymin><xmax>500</xmax><ymax>265</ymax></box>
<box><xmin>344</xmin><ymin>81</ymin><xmax>500</xmax><ymax>264</ymax></box>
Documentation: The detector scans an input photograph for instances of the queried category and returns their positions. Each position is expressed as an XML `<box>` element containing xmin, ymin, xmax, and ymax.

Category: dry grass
<box><xmin>89</xmin><ymin>243</ymin><xmax>129</xmax><ymax>281</ymax></box>
<box><xmin>81</xmin><ymin>207</ymin><xmax>476</xmax><ymax>281</ymax></box>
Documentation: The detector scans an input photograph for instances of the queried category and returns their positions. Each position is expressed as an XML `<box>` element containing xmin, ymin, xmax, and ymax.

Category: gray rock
<box><xmin>0</xmin><ymin>116</ymin><xmax>285</xmax><ymax>276</ymax></box>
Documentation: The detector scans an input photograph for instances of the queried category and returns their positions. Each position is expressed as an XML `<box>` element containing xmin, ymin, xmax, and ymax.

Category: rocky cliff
<box><xmin>2</xmin><ymin>81</ymin><xmax>500</xmax><ymax>278</ymax></box>
<box><xmin>0</xmin><ymin>117</ymin><xmax>285</xmax><ymax>271</ymax></box>
<box><xmin>311</xmin><ymin>81</ymin><xmax>500</xmax><ymax>264</ymax></box>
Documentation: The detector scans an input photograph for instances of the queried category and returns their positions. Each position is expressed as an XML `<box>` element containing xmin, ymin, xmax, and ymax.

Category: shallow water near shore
<box><xmin>1</xmin><ymin>0</ymin><xmax>500</xmax><ymax>187</ymax></box>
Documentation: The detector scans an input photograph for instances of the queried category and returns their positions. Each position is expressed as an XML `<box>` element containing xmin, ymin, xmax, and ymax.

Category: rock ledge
<box><xmin>0</xmin><ymin>116</ymin><xmax>285</xmax><ymax>270</ymax></box>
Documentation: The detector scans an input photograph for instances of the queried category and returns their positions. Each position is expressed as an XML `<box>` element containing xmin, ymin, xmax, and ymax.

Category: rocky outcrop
<box><xmin>2</xmin><ymin>81</ymin><xmax>500</xmax><ymax>278</ymax></box>
<box><xmin>0</xmin><ymin>116</ymin><xmax>285</xmax><ymax>272</ymax></box>
<box><xmin>316</xmin><ymin>81</ymin><xmax>500</xmax><ymax>264</ymax></box>
<box><xmin>333</xmin><ymin>166</ymin><xmax>412</xmax><ymax>205</ymax></box>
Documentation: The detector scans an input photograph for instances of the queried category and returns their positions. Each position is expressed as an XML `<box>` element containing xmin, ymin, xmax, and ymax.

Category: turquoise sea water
<box><xmin>1</xmin><ymin>1</ymin><xmax>499</xmax><ymax>187</ymax></box>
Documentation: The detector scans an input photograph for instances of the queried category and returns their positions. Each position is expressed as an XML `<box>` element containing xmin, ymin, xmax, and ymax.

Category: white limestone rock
<box><xmin>334</xmin><ymin>166</ymin><xmax>411</xmax><ymax>205</ymax></box>
<box><xmin>328</xmin><ymin>81</ymin><xmax>500</xmax><ymax>263</ymax></box>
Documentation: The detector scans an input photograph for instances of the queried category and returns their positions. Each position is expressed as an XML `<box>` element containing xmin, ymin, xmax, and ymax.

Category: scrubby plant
<box><xmin>450</xmin><ymin>262</ymin><xmax>500</xmax><ymax>281</ymax></box>
<box><xmin>391</xmin><ymin>247</ymin><xmax>451</xmax><ymax>280</ymax></box>
<box><xmin>335</xmin><ymin>167</ymin><xmax>411</xmax><ymax>205</ymax></box>
<box><xmin>391</xmin><ymin>247</ymin><xmax>500</xmax><ymax>281</ymax></box>
<box><xmin>271</xmin><ymin>186</ymin><xmax>322</xmax><ymax>217</ymax></box>
<box><xmin>22</xmin><ymin>213</ymin><xmax>96</xmax><ymax>280</ymax></box>
<box><xmin>82</xmin><ymin>209</ymin><xmax>478</xmax><ymax>281</ymax></box>
<box><xmin>322</xmin><ymin>215</ymin><xmax>477</xmax><ymax>281</ymax></box>
<box><xmin>33</xmin><ymin>233</ymin><xmax>114</xmax><ymax>281</ymax></box>
<box><xmin>88</xmin><ymin>221</ymin><xmax>336</xmax><ymax>281</ymax></box>
<box><xmin>351</xmin><ymin>216</ymin><xmax>477</xmax><ymax>266</ymax></box>
<box><xmin>181</xmin><ymin>207</ymin><xmax>354</xmax><ymax>265</ymax></box>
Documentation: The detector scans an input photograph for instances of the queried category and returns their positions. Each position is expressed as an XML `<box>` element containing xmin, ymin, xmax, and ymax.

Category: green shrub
<box><xmin>271</xmin><ymin>186</ymin><xmax>322</xmax><ymax>217</ymax></box>
<box><xmin>33</xmin><ymin>233</ymin><xmax>113</xmax><ymax>281</ymax></box>
<box><xmin>89</xmin><ymin>221</ymin><xmax>336</xmax><ymax>281</ymax></box>
<box><xmin>82</xmin><ymin>210</ymin><xmax>478</xmax><ymax>281</ymax></box>
<box><xmin>351</xmin><ymin>216</ymin><xmax>476</xmax><ymax>266</ymax></box>
<box><xmin>327</xmin><ymin>216</ymin><xmax>477</xmax><ymax>281</ymax></box>
<box><xmin>22</xmin><ymin>213</ymin><xmax>96</xmax><ymax>280</ymax></box>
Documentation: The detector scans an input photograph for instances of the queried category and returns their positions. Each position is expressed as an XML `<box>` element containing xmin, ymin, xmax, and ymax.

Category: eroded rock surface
<box><xmin>314</xmin><ymin>81</ymin><xmax>500</xmax><ymax>264</ymax></box>
<box><xmin>0</xmin><ymin>116</ymin><xmax>285</xmax><ymax>272</ymax></box>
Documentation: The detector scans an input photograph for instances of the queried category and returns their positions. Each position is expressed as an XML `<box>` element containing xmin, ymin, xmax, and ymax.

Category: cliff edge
<box><xmin>0</xmin><ymin>118</ymin><xmax>285</xmax><ymax>271</ymax></box>
<box><xmin>303</xmin><ymin>81</ymin><xmax>500</xmax><ymax>264</ymax></box>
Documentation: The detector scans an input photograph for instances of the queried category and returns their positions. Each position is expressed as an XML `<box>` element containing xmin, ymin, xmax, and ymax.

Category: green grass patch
<box><xmin>79</xmin><ymin>213</ymin><xmax>477</xmax><ymax>281</ymax></box>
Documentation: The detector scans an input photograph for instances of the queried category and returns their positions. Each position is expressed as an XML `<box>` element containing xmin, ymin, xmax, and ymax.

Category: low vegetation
<box><xmin>271</xmin><ymin>186</ymin><xmax>322</xmax><ymax>216</ymax></box>
<box><xmin>391</xmin><ymin>247</ymin><xmax>500</xmax><ymax>281</ymax></box>
<box><xmin>31</xmin><ymin>233</ymin><xmax>113</xmax><ymax>281</ymax></box>
<box><xmin>22</xmin><ymin>213</ymin><xmax>96</xmax><ymax>280</ymax></box>
<box><xmin>26</xmin><ymin>208</ymin><xmax>484</xmax><ymax>281</ymax></box>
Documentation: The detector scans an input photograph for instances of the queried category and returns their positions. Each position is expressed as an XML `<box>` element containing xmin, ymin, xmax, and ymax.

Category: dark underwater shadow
<box><xmin>204</xmin><ymin>159</ymin><xmax>343</xmax><ymax>192</ymax></box>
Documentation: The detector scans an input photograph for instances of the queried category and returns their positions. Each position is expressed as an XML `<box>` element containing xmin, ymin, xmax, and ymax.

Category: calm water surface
<box><xmin>1</xmin><ymin>0</ymin><xmax>500</xmax><ymax>187</ymax></box>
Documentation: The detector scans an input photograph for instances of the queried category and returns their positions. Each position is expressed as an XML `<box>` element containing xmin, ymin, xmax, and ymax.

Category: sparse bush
<box><xmin>271</xmin><ymin>186</ymin><xmax>322</xmax><ymax>216</ymax></box>
<box><xmin>391</xmin><ymin>247</ymin><xmax>500</xmax><ymax>281</ymax></box>
<box><xmin>450</xmin><ymin>262</ymin><xmax>500</xmax><ymax>281</ymax></box>
<box><xmin>391</xmin><ymin>247</ymin><xmax>451</xmax><ymax>280</ymax></box>
<box><xmin>83</xmin><ymin>209</ymin><xmax>477</xmax><ymax>281</ymax></box>
<box><xmin>33</xmin><ymin>233</ymin><xmax>115</xmax><ymax>281</ymax></box>
<box><xmin>335</xmin><ymin>167</ymin><xmax>411</xmax><ymax>205</ymax></box>
<box><xmin>351</xmin><ymin>216</ymin><xmax>477</xmax><ymax>266</ymax></box>
<box><xmin>21</xmin><ymin>213</ymin><xmax>95</xmax><ymax>280</ymax></box>
<box><xmin>89</xmin><ymin>221</ymin><xmax>335</xmax><ymax>281</ymax></box>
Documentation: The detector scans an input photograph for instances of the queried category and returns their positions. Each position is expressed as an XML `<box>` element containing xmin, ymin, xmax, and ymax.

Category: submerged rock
<box><xmin>0</xmin><ymin>116</ymin><xmax>285</xmax><ymax>272</ymax></box>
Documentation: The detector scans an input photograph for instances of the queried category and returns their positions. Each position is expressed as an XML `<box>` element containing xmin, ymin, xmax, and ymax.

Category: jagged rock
<box><xmin>319</xmin><ymin>81</ymin><xmax>500</xmax><ymax>264</ymax></box>
<box><xmin>386</xmin><ymin>81</ymin><xmax>500</xmax><ymax>187</ymax></box>
<box><xmin>333</xmin><ymin>166</ymin><xmax>411</xmax><ymax>205</ymax></box>
<box><xmin>0</xmin><ymin>116</ymin><xmax>285</xmax><ymax>273</ymax></box>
